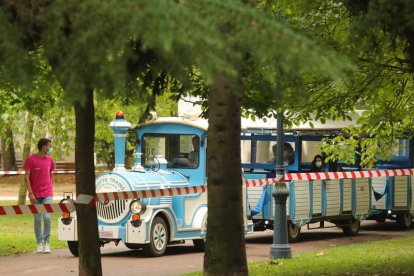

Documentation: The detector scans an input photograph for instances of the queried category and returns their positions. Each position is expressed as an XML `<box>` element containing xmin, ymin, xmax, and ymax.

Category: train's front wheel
<box><xmin>143</xmin><ymin>217</ymin><xmax>168</xmax><ymax>257</ymax></box>
<box><xmin>67</xmin><ymin>241</ymin><xmax>79</xmax><ymax>257</ymax></box>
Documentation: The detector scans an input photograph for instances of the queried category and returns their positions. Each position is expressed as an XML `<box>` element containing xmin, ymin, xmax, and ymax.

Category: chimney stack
<box><xmin>109</xmin><ymin>111</ymin><xmax>131</xmax><ymax>172</ymax></box>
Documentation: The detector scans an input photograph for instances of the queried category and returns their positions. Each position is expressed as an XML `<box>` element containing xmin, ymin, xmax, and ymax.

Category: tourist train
<box><xmin>58</xmin><ymin>112</ymin><xmax>414</xmax><ymax>256</ymax></box>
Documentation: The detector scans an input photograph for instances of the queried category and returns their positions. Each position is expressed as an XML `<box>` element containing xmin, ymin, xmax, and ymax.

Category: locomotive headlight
<box><xmin>130</xmin><ymin>200</ymin><xmax>146</xmax><ymax>215</ymax></box>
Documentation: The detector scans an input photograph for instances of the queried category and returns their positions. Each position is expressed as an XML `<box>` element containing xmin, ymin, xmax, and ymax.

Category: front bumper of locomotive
<box><xmin>58</xmin><ymin>204</ymin><xmax>155</xmax><ymax>245</ymax></box>
<box><xmin>97</xmin><ymin>205</ymin><xmax>154</xmax><ymax>244</ymax></box>
<box><xmin>58</xmin><ymin>217</ymin><xmax>78</xmax><ymax>241</ymax></box>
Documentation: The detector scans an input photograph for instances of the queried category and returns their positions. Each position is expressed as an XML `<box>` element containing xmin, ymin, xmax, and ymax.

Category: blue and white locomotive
<box><xmin>58</xmin><ymin>112</ymin><xmax>253</xmax><ymax>257</ymax></box>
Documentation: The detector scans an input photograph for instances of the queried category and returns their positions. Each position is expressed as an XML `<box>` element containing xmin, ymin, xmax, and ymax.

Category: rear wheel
<box><xmin>396</xmin><ymin>213</ymin><xmax>413</xmax><ymax>230</ymax></box>
<box><xmin>143</xmin><ymin>217</ymin><xmax>169</xmax><ymax>257</ymax></box>
<box><xmin>68</xmin><ymin>241</ymin><xmax>79</xmax><ymax>257</ymax></box>
<box><xmin>342</xmin><ymin>219</ymin><xmax>360</xmax><ymax>236</ymax></box>
<box><xmin>287</xmin><ymin>221</ymin><xmax>301</xmax><ymax>242</ymax></box>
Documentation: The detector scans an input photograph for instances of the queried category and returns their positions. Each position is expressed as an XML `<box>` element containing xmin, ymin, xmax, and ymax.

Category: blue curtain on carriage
<box><xmin>249</xmin><ymin>187</ymin><xmax>271</xmax><ymax>217</ymax></box>
<box><xmin>371</xmin><ymin>177</ymin><xmax>391</xmax><ymax>201</ymax></box>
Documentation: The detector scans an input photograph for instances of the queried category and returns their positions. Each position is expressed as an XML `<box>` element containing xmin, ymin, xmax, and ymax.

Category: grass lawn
<box><xmin>187</xmin><ymin>235</ymin><xmax>414</xmax><ymax>275</ymax></box>
<box><xmin>0</xmin><ymin>200</ymin><xmax>67</xmax><ymax>256</ymax></box>
<box><xmin>249</xmin><ymin>235</ymin><xmax>414</xmax><ymax>275</ymax></box>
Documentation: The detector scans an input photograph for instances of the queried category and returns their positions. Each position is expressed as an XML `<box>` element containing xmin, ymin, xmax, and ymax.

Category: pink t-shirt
<box><xmin>23</xmin><ymin>154</ymin><xmax>55</xmax><ymax>198</ymax></box>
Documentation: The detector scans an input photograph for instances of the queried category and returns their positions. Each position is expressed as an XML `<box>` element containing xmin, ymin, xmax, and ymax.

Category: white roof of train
<box><xmin>138</xmin><ymin>110</ymin><xmax>363</xmax><ymax>132</ymax></box>
<box><xmin>137</xmin><ymin>116</ymin><xmax>209</xmax><ymax>130</ymax></box>
<box><xmin>175</xmin><ymin>96</ymin><xmax>363</xmax><ymax>131</ymax></box>
<box><xmin>242</xmin><ymin>111</ymin><xmax>363</xmax><ymax>131</ymax></box>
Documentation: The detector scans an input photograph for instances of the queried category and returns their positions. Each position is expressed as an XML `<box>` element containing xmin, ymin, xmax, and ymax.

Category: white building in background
<box><xmin>178</xmin><ymin>96</ymin><xmax>362</xmax><ymax>130</ymax></box>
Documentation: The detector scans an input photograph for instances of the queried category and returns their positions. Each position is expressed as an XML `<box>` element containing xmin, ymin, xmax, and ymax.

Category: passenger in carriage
<box><xmin>310</xmin><ymin>154</ymin><xmax>328</xmax><ymax>172</ymax></box>
<box><xmin>269</xmin><ymin>142</ymin><xmax>295</xmax><ymax>165</ymax></box>
<box><xmin>330</xmin><ymin>160</ymin><xmax>343</xmax><ymax>172</ymax></box>
<box><xmin>188</xmin><ymin>135</ymin><xmax>200</xmax><ymax>168</ymax></box>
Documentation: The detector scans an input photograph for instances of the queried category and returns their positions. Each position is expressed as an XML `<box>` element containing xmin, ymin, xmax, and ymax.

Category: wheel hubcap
<box><xmin>289</xmin><ymin>224</ymin><xmax>300</xmax><ymax>237</ymax></box>
<box><xmin>403</xmin><ymin>214</ymin><xmax>412</xmax><ymax>226</ymax></box>
<box><xmin>153</xmin><ymin>223</ymin><xmax>166</xmax><ymax>251</ymax></box>
<box><xmin>351</xmin><ymin>220</ymin><xmax>359</xmax><ymax>231</ymax></box>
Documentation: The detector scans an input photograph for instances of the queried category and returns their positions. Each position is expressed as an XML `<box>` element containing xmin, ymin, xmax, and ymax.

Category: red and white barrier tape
<box><xmin>32</xmin><ymin>186</ymin><xmax>209</xmax><ymax>207</ymax></box>
<box><xmin>0</xmin><ymin>202</ymin><xmax>76</xmax><ymax>216</ymax></box>
<box><xmin>285</xmin><ymin>168</ymin><xmax>414</xmax><ymax>181</ymax></box>
<box><xmin>2</xmin><ymin>169</ymin><xmax>414</xmax><ymax>215</ymax></box>
<box><xmin>88</xmin><ymin>169</ymin><xmax>406</xmax><ymax>204</ymax></box>
<box><xmin>244</xmin><ymin>174</ymin><xmax>284</xmax><ymax>187</ymax></box>
<box><xmin>93</xmin><ymin>185</ymin><xmax>207</xmax><ymax>203</ymax></box>
<box><xmin>0</xmin><ymin>186</ymin><xmax>208</xmax><ymax>215</ymax></box>
<box><xmin>243</xmin><ymin>169</ymin><xmax>414</xmax><ymax>187</ymax></box>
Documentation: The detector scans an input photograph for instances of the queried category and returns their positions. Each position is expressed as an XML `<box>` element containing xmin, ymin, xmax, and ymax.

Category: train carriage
<box><xmin>241</xmin><ymin>118</ymin><xmax>413</xmax><ymax>241</ymax></box>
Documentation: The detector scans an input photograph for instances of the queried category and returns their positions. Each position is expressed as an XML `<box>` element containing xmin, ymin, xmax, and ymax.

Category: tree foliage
<box><xmin>0</xmin><ymin>48</ymin><xmax>75</xmax><ymax>162</ymax></box>
<box><xmin>0</xmin><ymin>1</ymin><xmax>354</xmax><ymax>275</ymax></box>
<box><xmin>331</xmin><ymin>0</ymin><xmax>414</xmax><ymax>165</ymax></box>
<box><xmin>95</xmin><ymin>89</ymin><xmax>177</xmax><ymax>170</ymax></box>
<box><xmin>254</xmin><ymin>0</ymin><xmax>414</xmax><ymax>166</ymax></box>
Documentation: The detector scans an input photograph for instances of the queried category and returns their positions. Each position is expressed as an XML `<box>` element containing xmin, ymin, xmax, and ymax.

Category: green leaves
<box><xmin>33</xmin><ymin>0</ymin><xmax>353</xmax><ymax>106</ymax></box>
<box><xmin>0</xmin><ymin>8</ymin><xmax>34</xmax><ymax>89</ymax></box>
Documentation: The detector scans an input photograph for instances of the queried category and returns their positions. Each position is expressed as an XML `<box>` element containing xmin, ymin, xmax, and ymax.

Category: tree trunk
<box><xmin>18</xmin><ymin>115</ymin><xmax>34</xmax><ymax>205</ymax></box>
<box><xmin>1</xmin><ymin>127</ymin><xmax>17</xmax><ymax>171</ymax></box>
<box><xmin>204</xmin><ymin>74</ymin><xmax>247</xmax><ymax>275</ymax></box>
<box><xmin>74</xmin><ymin>89</ymin><xmax>103</xmax><ymax>276</ymax></box>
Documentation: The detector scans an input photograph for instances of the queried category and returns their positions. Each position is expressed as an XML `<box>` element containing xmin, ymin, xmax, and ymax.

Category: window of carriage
<box><xmin>254</xmin><ymin>141</ymin><xmax>296</xmax><ymax>165</ymax></box>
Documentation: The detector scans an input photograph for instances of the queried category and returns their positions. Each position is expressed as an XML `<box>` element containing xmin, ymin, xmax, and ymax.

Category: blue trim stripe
<box><xmin>385</xmin><ymin>177</ymin><xmax>394</xmax><ymax>209</ymax></box>
<box><xmin>351</xmin><ymin>179</ymin><xmax>356</xmax><ymax>216</ymax></box>
<box><xmin>289</xmin><ymin>183</ymin><xmax>295</xmax><ymax>220</ymax></box>
<box><xmin>409</xmin><ymin>176</ymin><xmax>412</xmax><ymax>210</ymax></box>
<box><xmin>309</xmin><ymin>181</ymin><xmax>313</xmax><ymax>218</ymax></box>
<box><xmin>321</xmin><ymin>180</ymin><xmax>327</xmax><ymax>216</ymax></box>
<box><xmin>339</xmin><ymin>179</ymin><xmax>343</xmax><ymax>214</ymax></box>
<box><xmin>368</xmin><ymin>178</ymin><xmax>372</xmax><ymax>212</ymax></box>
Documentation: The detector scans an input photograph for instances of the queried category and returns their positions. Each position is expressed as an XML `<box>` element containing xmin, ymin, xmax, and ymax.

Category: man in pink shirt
<box><xmin>24</xmin><ymin>138</ymin><xmax>55</xmax><ymax>253</ymax></box>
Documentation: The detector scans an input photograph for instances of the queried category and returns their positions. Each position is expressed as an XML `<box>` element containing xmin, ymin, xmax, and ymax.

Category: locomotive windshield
<box><xmin>142</xmin><ymin>134</ymin><xmax>200</xmax><ymax>168</ymax></box>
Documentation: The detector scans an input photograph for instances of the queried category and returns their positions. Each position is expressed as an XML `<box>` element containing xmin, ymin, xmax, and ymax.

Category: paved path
<box><xmin>0</xmin><ymin>221</ymin><xmax>413</xmax><ymax>276</ymax></box>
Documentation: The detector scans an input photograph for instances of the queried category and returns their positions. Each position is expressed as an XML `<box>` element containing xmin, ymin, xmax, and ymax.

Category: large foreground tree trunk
<box><xmin>74</xmin><ymin>88</ymin><xmax>102</xmax><ymax>276</ymax></box>
<box><xmin>204</xmin><ymin>74</ymin><xmax>247</xmax><ymax>275</ymax></box>
<box><xmin>18</xmin><ymin>115</ymin><xmax>34</xmax><ymax>205</ymax></box>
<box><xmin>1</xmin><ymin>127</ymin><xmax>17</xmax><ymax>171</ymax></box>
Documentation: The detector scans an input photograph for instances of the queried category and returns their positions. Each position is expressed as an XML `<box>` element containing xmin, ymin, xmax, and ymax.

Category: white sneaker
<box><xmin>36</xmin><ymin>243</ymin><xmax>43</xmax><ymax>253</ymax></box>
<box><xmin>44</xmin><ymin>243</ymin><xmax>51</xmax><ymax>254</ymax></box>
